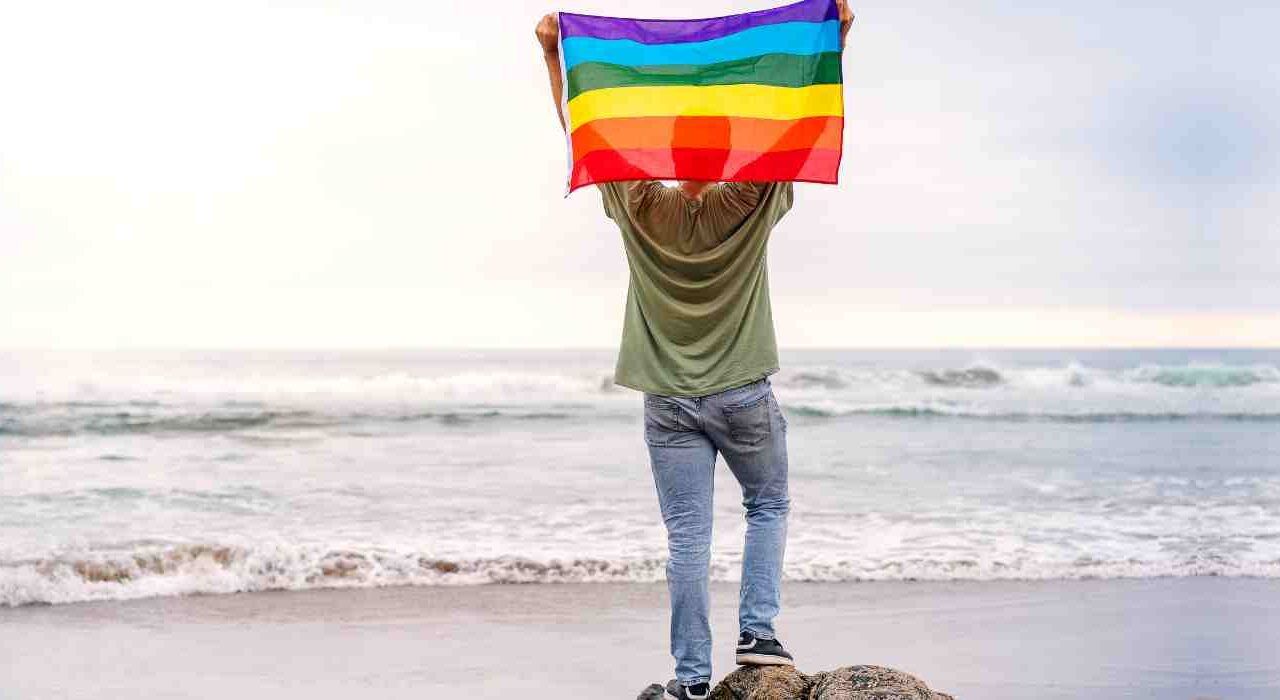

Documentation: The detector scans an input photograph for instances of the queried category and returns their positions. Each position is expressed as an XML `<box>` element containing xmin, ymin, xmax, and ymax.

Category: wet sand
<box><xmin>2</xmin><ymin>577</ymin><xmax>1278</xmax><ymax>699</ymax></box>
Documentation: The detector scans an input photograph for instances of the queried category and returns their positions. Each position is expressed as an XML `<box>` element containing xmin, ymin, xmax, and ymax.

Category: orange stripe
<box><xmin>568</xmin><ymin>147</ymin><xmax>841</xmax><ymax>192</ymax></box>
<box><xmin>571</xmin><ymin>115</ymin><xmax>843</xmax><ymax>159</ymax></box>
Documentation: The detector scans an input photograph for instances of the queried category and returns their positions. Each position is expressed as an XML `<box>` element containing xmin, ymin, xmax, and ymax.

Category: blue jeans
<box><xmin>643</xmin><ymin>376</ymin><xmax>790</xmax><ymax>686</ymax></box>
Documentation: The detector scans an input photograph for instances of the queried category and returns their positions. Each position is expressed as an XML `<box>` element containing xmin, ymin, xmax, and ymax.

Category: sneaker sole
<box><xmin>664</xmin><ymin>691</ymin><xmax>708</xmax><ymax>700</ymax></box>
<box><xmin>736</xmin><ymin>653</ymin><xmax>795</xmax><ymax>666</ymax></box>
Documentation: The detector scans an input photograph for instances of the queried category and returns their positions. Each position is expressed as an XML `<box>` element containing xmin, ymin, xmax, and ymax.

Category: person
<box><xmin>536</xmin><ymin>5</ymin><xmax>854</xmax><ymax>698</ymax></box>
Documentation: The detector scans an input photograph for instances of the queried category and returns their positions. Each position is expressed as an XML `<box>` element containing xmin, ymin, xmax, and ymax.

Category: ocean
<box><xmin>1</xmin><ymin>348</ymin><xmax>1277</xmax><ymax>606</ymax></box>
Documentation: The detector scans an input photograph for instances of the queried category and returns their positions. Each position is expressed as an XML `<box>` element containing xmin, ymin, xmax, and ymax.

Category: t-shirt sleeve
<box><xmin>596</xmin><ymin>181</ymin><xmax>628</xmax><ymax>221</ymax></box>
<box><xmin>599</xmin><ymin>180</ymin><xmax>687</xmax><ymax>233</ymax></box>
<box><xmin>699</xmin><ymin>181</ymin><xmax>793</xmax><ymax>239</ymax></box>
<box><xmin>701</xmin><ymin>182</ymin><xmax>766</xmax><ymax>222</ymax></box>
<box><xmin>771</xmin><ymin>181</ymin><xmax>795</xmax><ymax>224</ymax></box>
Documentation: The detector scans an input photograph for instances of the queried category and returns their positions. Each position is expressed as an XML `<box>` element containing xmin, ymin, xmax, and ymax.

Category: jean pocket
<box><xmin>644</xmin><ymin>396</ymin><xmax>688</xmax><ymax>447</ymax></box>
<box><xmin>769</xmin><ymin>393</ymin><xmax>788</xmax><ymax>433</ymax></box>
<box><xmin>723</xmin><ymin>394</ymin><xmax>771</xmax><ymax>446</ymax></box>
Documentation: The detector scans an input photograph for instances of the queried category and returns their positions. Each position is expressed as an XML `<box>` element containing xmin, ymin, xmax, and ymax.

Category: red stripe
<box><xmin>571</xmin><ymin>115</ymin><xmax>843</xmax><ymax>159</ymax></box>
<box><xmin>569</xmin><ymin>147</ymin><xmax>840</xmax><ymax>192</ymax></box>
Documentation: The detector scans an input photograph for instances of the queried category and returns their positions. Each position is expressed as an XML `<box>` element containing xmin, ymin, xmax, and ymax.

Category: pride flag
<box><xmin>557</xmin><ymin>0</ymin><xmax>844</xmax><ymax>194</ymax></box>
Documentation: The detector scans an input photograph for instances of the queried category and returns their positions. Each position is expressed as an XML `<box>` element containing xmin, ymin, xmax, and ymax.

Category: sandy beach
<box><xmin>2</xmin><ymin>576</ymin><xmax>1277</xmax><ymax>699</ymax></box>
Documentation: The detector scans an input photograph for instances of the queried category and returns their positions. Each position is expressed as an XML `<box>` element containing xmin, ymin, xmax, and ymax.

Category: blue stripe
<box><xmin>561</xmin><ymin>20</ymin><xmax>840</xmax><ymax>71</ymax></box>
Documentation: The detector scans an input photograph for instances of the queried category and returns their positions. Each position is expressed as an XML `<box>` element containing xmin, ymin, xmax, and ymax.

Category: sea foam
<box><xmin>4</xmin><ymin>542</ymin><xmax>1279</xmax><ymax>607</ymax></box>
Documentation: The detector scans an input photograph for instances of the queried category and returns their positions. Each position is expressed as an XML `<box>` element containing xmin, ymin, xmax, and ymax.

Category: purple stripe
<box><xmin>559</xmin><ymin>0</ymin><xmax>837</xmax><ymax>45</ymax></box>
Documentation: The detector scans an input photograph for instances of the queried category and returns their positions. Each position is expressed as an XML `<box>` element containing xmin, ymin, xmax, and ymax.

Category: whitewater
<box><xmin>1</xmin><ymin>348</ymin><xmax>1277</xmax><ymax>606</ymax></box>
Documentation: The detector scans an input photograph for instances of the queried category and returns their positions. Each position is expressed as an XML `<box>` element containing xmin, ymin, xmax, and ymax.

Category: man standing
<box><xmin>536</xmin><ymin>5</ymin><xmax>853</xmax><ymax>698</ymax></box>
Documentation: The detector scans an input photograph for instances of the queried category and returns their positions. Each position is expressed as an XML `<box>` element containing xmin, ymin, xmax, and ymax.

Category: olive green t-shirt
<box><xmin>598</xmin><ymin>180</ymin><xmax>794</xmax><ymax>397</ymax></box>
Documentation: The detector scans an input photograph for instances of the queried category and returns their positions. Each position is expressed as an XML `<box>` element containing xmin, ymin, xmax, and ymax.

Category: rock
<box><xmin>806</xmin><ymin>665</ymin><xmax>955</xmax><ymax>700</ymax></box>
<box><xmin>643</xmin><ymin>664</ymin><xmax>955</xmax><ymax>700</ymax></box>
<box><xmin>709</xmin><ymin>666</ymin><xmax>811</xmax><ymax>700</ymax></box>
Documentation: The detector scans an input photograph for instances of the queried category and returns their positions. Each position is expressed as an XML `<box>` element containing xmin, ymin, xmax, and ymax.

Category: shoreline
<box><xmin>3</xmin><ymin>577</ymin><xmax>1277</xmax><ymax>699</ymax></box>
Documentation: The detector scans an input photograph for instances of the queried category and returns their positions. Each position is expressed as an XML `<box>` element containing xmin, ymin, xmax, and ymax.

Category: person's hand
<box><xmin>535</xmin><ymin>13</ymin><xmax>560</xmax><ymax>56</ymax></box>
<box><xmin>835</xmin><ymin>0</ymin><xmax>855</xmax><ymax>49</ymax></box>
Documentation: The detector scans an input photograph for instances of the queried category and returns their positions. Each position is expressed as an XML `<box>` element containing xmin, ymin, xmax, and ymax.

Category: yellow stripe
<box><xmin>566</xmin><ymin>84</ymin><xmax>844</xmax><ymax>131</ymax></box>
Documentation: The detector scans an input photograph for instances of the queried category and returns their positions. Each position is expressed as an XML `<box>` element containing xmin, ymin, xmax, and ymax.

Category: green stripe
<box><xmin>566</xmin><ymin>52</ymin><xmax>842</xmax><ymax>101</ymax></box>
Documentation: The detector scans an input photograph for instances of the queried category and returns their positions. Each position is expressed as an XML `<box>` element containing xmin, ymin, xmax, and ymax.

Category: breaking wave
<box><xmin>1126</xmin><ymin>364</ymin><xmax>1280</xmax><ymax>388</ymax></box>
<box><xmin>4</xmin><ymin>542</ymin><xmax>1278</xmax><ymax>607</ymax></box>
<box><xmin>0</xmin><ymin>405</ymin><xmax>598</xmax><ymax>437</ymax></box>
<box><xmin>2</xmin><ymin>360</ymin><xmax>1277</xmax><ymax>437</ymax></box>
<box><xmin>919</xmin><ymin>367</ymin><xmax>1004</xmax><ymax>387</ymax></box>
<box><xmin>783</xmin><ymin>404</ymin><xmax>1280</xmax><ymax>422</ymax></box>
<box><xmin>773</xmin><ymin>363</ymin><xmax>1280</xmax><ymax>392</ymax></box>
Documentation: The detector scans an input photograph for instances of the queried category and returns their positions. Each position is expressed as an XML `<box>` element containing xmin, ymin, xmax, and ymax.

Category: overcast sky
<box><xmin>1</xmin><ymin>0</ymin><xmax>1275</xmax><ymax>349</ymax></box>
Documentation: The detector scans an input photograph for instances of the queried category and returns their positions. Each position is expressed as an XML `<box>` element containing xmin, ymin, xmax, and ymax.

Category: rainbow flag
<box><xmin>557</xmin><ymin>0</ymin><xmax>844</xmax><ymax>194</ymax></box>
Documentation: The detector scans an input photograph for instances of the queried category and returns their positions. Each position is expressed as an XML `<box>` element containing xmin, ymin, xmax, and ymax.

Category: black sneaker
<box><xmin>663</xmin><ymin>679</ymin><xmax>710</xmax><ymax>700</ymax></box>
<box><xmin>735</xmin><ymin>631</ymin><xmax>795</xmax><ymax>666</ymax></box>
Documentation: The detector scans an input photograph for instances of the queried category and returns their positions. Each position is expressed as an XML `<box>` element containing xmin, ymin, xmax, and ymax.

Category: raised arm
<box><xmin>535</xmin><ymin>14</ymin><xmax>566</xmax><ymax>132</ymax></box>
<box><xmin>836</xmin><ymin>0</ymin><xmax>855</xmax><ymax>49</ymax></box>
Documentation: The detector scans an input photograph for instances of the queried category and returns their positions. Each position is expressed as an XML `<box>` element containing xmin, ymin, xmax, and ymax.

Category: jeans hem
<box><xmin>742</xmin><ymin>627</ymin><xmax>775</xmax><ymax>640</ymax></box>
<box><xmin>682</xmin><ymin>677</ymin><xmax>711</xmax><ymax>687</ymax></box>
